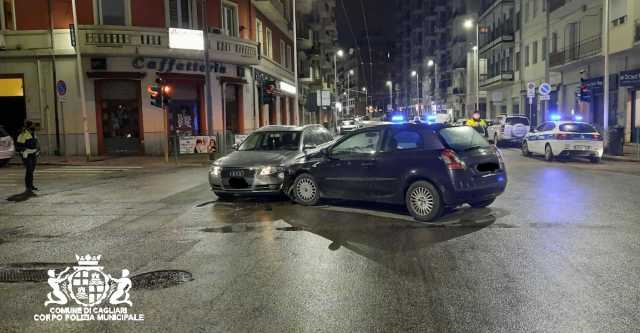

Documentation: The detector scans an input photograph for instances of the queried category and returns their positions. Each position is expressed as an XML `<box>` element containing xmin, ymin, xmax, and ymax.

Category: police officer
<box><xmin>16</xmin><ymin>120</ymin><xmax>40</xmax><ymax>193</ymax></box>
<box><xmin>466</xmin><ymin>111</ymin><xmax>487</xmax><ymax>127</ymax></box>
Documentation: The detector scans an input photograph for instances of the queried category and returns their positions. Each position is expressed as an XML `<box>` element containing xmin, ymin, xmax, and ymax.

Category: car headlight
<box><xmin>259</xmin><ymin>166</ymin><xmax>284</xmax><ymax>176</ymax></box>
<box><xmin>210</xmin><ymin>166</ymin><xmax>221</xmax><ymax>177</ymax></box>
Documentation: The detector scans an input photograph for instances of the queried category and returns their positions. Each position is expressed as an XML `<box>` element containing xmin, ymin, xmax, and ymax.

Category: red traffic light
<box><xmin>147</xmin><ymin>84</ymin><xmax>159</xmax><ymax>97</ymax></box>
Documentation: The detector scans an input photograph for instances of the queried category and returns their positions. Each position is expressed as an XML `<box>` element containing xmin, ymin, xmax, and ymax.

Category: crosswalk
<box><xmin>0</xmin><ymin>165</ymin><xmax>142</xmax><ymax>191</ymax></box>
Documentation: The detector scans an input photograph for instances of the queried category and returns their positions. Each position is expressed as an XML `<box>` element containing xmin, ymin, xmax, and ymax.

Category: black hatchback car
<box><xmin>285</xmin><ymin>123</ymin><xmax>507</xmax><ymax>221</ymax></box>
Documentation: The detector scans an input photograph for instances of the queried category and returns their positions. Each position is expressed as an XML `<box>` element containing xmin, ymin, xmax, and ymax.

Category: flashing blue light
<box><xmin>574</xmin><ymin>115</ymin><xmax>583</xmax><ymax>121</ymax></box>
<box><xmin>550</xmin><ymin>114</ymin><xmax>562</xmax><ymax>121</ymax></box>
<box><xmin>391</xmin><ymin>115</ymin><xmax>405</xmax><ymax>122</ymax></box>
<box><xmin>427</xmin><ymin>115</ymin><xmax>437</xmax><ymax>122</ymax></box>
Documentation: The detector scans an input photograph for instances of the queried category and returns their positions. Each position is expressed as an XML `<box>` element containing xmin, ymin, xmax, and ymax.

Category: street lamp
<box><xmin>463</xmin><ymin>18</ymin><xmax>480</xmax><ymax>112</ymax></box>
<box><xmin>333</xmin><ymin>49</ymin><xmax>344</xmax><ymax>129</ymax></box>
<box><xmin>411</xmin><ymin>70</ymin><xmax>420</xmax><ymax>114</ymax></box>
<box><xmin>386</xmin><ymin>81</ymin><xmax>393</xmax><ymax>111</ymax></box>
<box><xmin>427</xmin><ymin>59</ymin><xmax>438</xmax><ymax>111</ymax></box>
<box><xmin>346</xmin><ymin>69</ymin><xmax>354</xmax><ymax>115</ymax></box>
<box><xmin>362</xmin><ymin>87</ymin><xmax>368</xmax><ymax>115</ymax></box>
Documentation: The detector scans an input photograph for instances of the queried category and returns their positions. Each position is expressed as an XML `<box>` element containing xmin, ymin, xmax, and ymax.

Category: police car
<box><xmin>521</xmin><ymin>119</ymin><xmax>603</xmax><ymax>163</ymax></box>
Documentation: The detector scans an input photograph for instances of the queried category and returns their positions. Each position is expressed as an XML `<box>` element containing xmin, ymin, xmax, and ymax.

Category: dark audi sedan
<box><xmin>285</xmin><ymin>123</ymin><xmax>507</xmax><ymax>221</ymax></box>
<box><xmin>209</xmin><ymin>125</ymin><xmax>333</xmax><ymax>198</ymax></box>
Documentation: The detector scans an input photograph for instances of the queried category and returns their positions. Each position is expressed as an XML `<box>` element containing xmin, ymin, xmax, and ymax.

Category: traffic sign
<box><xmin>527</xmin><ymin>81</ymin><xmax>536</xmax><ymax>98</ymax></box>
<box><xmin>56</xmin><ymin>80</ymin><xmax>67</xmax><ymax>96</ymax></box>
<box><xmin>539</xmin><ymin>82</ymin><xmax>551</xmax><ymax>96</ymax></box>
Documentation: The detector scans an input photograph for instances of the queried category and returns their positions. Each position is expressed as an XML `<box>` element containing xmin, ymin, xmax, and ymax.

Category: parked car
<box><xmin>0</xmin><ymin>125</ymin><xmax>15</xmax><ymax>167</ymax></box>
<box><xmin>487</xmin><ymin>115</ymin><xmax>530</xmax><ymax>145</ymax></box>
<box><xmin>521</xmin><ymin>121</ymin><xmax>604</xmax><ymax>163</ymax></box>
<box><xmin>209</xmin><ymin>125</ymin><xmax>334</xmax><ymax>198</ymax></box>
<box><xmin>337</xmin><ymin>119</ymin><xmax>359</xmax><ymax>134</ymax></box>
<box><xmin>285</xmin><ymin>123</ymin><xmax>508</xmax><ymax>222</ymax></box>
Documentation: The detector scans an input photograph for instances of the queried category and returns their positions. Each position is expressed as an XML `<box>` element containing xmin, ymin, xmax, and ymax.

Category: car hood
<box><xmin>214</xmin><ymin>150</ymin><xmax>301</xmax><ymax>168</ymax></box>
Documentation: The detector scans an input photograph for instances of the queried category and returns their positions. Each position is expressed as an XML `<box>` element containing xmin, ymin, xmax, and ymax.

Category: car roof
<box><xmin>350</xmin><ymin>121</ymin><xmax>447</xmax><ymax>133</ymax></box>
<box><xmin>254</xmin><ymin>124</ymin><xmax>323</xmax><ymax>132</ymax></box>
<box><xmin>548</xmin><ymin>121</ymin><xmax>595</xmax><ymax>125</ymax></box>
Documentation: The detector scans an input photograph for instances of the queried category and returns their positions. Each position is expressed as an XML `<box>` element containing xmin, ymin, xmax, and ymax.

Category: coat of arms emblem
<box><xmin>45</xmin><ymin>255</ymin><xmax>132</xmax><ymax>307</ymax></box>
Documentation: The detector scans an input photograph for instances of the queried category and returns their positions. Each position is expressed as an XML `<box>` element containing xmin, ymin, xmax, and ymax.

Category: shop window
<box><xmin>168</xmin><ymin>0</ymin><xmax>197</xmax><ymax>29</ymax></box>
<box><xmin>265</xmin><ymin>27</ymin><xmax>273</xmax><ymax>59</ymax></box>
<box><xmin>222</xmin><ymin>1</ymin><xmax>238</xmax><ymax>37</ymax></box>
<box><xmin>97</xmin><ymin>0</ymin><xmax>128</xmax><ymax>26</ymax></box>
<box><xmin>1</xmin><ymin>0</ymin><xmax>15</xmax><ymax>30</ymax></box>
<box><xmin>533</xmin><ymin>41</ymin><xmax>538</xmax><ymax>64</ymax></box>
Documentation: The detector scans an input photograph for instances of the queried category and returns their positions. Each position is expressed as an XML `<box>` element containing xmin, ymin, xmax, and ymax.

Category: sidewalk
<box><xmin>7</xmin><ymin>154</ymin><xmax>213</xmax><ymax>167</ymax></box>
<box><xmin>603</xmin><ymin>143</ymin><xmax>640</xmax><ymax>162</ymax></box>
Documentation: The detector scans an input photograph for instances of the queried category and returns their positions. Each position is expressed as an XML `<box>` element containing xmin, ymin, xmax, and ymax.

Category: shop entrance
<box><xmin>166</xmin><ymin>82</ymin><xmax>203</xmax><ymax>137</ymax></box>
<box><xmin>95</xmin><ymin>80</ymin><xmax>143</xmax><ymax>154</ymax></box>
<box><xmin>0</xmin><ymin>76</ymin><xmax>26</xmax><ymax>137</ymax></box>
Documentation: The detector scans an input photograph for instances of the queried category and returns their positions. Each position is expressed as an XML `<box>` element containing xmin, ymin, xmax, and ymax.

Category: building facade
<box><xmin>0</xmin><ymin>0</ymin><xmax>297</xmax><ymax>156</ymax></box>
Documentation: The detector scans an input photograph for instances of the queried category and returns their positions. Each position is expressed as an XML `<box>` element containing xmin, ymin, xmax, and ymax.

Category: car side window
<box><xmin>331</xmin><ymin>130</ymin><xmax>381</xmax><ymax>156</ymax></box>
<box><xmin>386</xmin><ymin>130</ymin><xmax>423</xmax><ymax>151</ymax></box>
<box><xmin>536</xmin><ymin>123</ymin><xmax>547</xmax><ymax>132</ymax></box>
<box><xmin>544</xmin><ymin>123</ymin><xmax>556</xmax><ymax>131</ymax></box>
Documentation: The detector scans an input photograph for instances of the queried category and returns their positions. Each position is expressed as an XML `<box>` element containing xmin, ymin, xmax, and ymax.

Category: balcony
<box><xmin>549</xmin><ymin>35</ymin><xmax>601</xmax><ymax>68</ymax></box>
<box><xmin>635</xmin><ymin>20</ymin><xmax>640</xmax><ymax>44</ymax></box>
<box><xmin>479</xmin><ymin>24</ymin><xmax>515</xmax><ymax>53</ymax></box>
<box><xmin>480</xmin><ymin>71</ymin><xmax>514</xmax><ymax>88</ymax></box>
<box><xmin>549</xmin><ymin>0</ymin><xmax>566</xmax><ymax>13</ymax></box>
<box><xmin>252</xmin><ymin>0</ymin><xmax>291</xmax><ymax>37</ymax></box>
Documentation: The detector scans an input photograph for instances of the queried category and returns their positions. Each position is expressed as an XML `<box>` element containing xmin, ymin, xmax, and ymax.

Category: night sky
<box><xmin>336</xmin><ymin>0</ymin><xmax>394</xmax><ymax>48</ymax></box>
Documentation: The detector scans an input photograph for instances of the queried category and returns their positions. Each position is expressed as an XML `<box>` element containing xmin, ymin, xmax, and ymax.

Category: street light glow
<box><xmin>336</xmin><ymin>49</ymin><xmax>344</xmax><ymax>57</ymax></box>
<box><xmin>348</xmin><ymin>69</ymin><xmax>354</xmax><ymax>75</ymax></box>
<box><xmin>386</xmin><ymin>81</ymin><xmax>392</xmax><ymax>87</ymax></box>
<box><xmin>472</xmin><ymin>45</ymin><xmax>478</xmax><ymax>51</ymax></box>
<box><xmin>463</xmin><ymin>19</ymin><xmax>474</xmax><ymax>30</ymax></box>
<box><xmin>411</xmin><ymin>70</ymin><xmax>417</xmax><ymax>77</ymax></box>
<box><xmin>362</xmin><ymin>87</ymin><xmax>367</xmax><ymax>92</ymax></box>
<box><xmin>427</xmin><ymin>60</ymin><xmax>434</xmax><ymax>67</ymax></box>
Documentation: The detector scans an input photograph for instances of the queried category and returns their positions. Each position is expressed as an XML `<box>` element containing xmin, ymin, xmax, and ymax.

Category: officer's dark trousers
<box><xmin>22</xmin><ymin>154</ymin><xmax>37</xmax><ymax>191</ymax></box>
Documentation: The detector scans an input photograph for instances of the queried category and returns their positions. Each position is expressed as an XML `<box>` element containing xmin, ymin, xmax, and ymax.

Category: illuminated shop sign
<box><xmin>168</xmin><ymin>28</ymin><xmax>204</xmax><ymax>51</ymax></box>
<box><xmin>132</xmin><ymin>57</ymin><xmax>227</xmax><ymax>74</ymax></box>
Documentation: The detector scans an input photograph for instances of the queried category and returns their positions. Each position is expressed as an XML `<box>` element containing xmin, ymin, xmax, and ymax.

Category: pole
<box><xmin>333</xmin><ymin>54</ymin><xmax>338</xmax><ymax>130</ymax></box>
<box><xmin>163</xmin><ymin>105</ymin><xmax>169</xmax><ymax>163</ymax></box>
<box><xmin>416</xmin><ymin>73</ymin><xmax>420</xmax><ymax>114</ymax></box>
<box><xmin>544</xmin><ymin>0</ymin><xmax>551</xmax><ymax>120</ymax></box>
<box><xmin>475</xmin><ymin>23</ymin><xmax>480</xmax><ymax>111</ymax></box>
<box><xmin>388</xmin><ymin>84</ymin><xmax>392</xmax><ymax>111</ymax></box>
<box><xmin>202</xmin><ymin>0</ymin><xmax>214</xmax><ymax>138</ymax></box>
<box><xmin>47</xmin><ymin>0</ymin><xmax>61</xmax><ymax>156</ymax></box>
<box><xmin>71</xmin><ymin>0</ymin><xmax>91</xmax><ymax>160</ymax></box>
<box><xmin>603</xmin><ymin>0</ymin><xmax>610</xmax><ymax>145</ymax></box>
<box><xmin>435</xmin><ymin>63</ymin><xmax>439</xmax><ymax>109</ymax></box>
<box><xmin>292</xmin><ymin>0</ymin><xmax>300</xmax><ymax>124</ymax></box>
<box><xmin>347</xmin><ymin>73</ymin><xmax>350</xmax><ymax>116</ymax></box>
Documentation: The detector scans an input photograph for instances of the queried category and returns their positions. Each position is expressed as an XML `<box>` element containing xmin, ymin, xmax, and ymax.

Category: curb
<box><xmin>602</xmin><ymin>155</ymin><xmax>640</xmax><ymax>163</ymax></box>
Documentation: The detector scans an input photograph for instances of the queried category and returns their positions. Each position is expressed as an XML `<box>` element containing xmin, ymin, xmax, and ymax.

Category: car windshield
<box><xmin>506</xmin><ymin>117</ymin><xmax>530</xmax><ymax>126</ymax></box>
<box><xmin>342</xmin><ymin>120</ymin><xmax>355</xmax><ymax>126</ymax></box>
<box><xmin>438</xmin><ymin>126</ymin><xmax>491</xmax><ymax>151</ymax></box>
<box><xmin>238</xmin><ymin>131</ymin><xmax>301</xmax><ymax>151</ymax></box>
<box><xmin>559</xmin><ymin>123</ymin><xmax>598</xmax><ymax>133</ymax></box>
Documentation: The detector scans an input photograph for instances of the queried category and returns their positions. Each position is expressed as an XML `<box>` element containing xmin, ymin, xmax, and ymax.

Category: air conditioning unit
<box><xmin>0</xmin><ymin>34</ymin><xmax>6</xmax><ymax>50</ymax></box>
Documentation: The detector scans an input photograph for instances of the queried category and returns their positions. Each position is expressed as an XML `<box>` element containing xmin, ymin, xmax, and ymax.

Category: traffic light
<box><xmin>162</xmin><ymin>84</ymin><xmax>171</xmax><ymax>106</ymax></box>
<box><xmin>577</xmin><ymin>79</ymin><xmax>592</xmax><ymax>103</ymax></box>
<box><xmin>147</xmin><ymin>77</ymin><xmax>171</xmax><ymax>108</ymax></box>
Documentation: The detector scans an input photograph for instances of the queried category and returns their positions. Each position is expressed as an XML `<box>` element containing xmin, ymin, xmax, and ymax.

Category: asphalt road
<box><xmin>0</xmin><ymin>150</ymin><xmax>639</xmax><ymax>332</ymax></box>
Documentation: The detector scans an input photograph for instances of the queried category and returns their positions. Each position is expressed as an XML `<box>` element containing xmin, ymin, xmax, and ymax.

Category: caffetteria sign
<box><xmin>132</xmin><ymin>57</ymin><xmax>227</xmax><ymax>74</ymax></box>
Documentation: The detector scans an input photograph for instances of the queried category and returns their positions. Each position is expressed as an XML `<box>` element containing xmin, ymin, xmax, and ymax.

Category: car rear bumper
<box><xmin>441</xmin><ymin>170</ymin><xmax>508</xmax><ymax>205</ymax></box>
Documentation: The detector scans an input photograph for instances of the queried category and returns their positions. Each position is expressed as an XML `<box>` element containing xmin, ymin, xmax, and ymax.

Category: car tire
<box><xmin>521</xmin><ymin>141</ymin><xmax>531</xmax><ymax>157</ymax></box>
<box><xmin>590</xmin><ymin>156</ymin><xmax>601</xmax><ymax>164</ymax></box>
<box><xmin>544</xmin><ymin>144</ymin><xmax>554</xmax><ymax>162</ymax></box>
<box><xmin>292</xmin><ymin>173</ymin><xmax>320</xmax><ymax>206</ymax></box>
<box><xmin>214</xmin><ymin>192</ymin><xmax>233</xmax><ymax>201</ymax></box>
<box><xmin>469</xmin><ymin>198</ymin><xmax>495</xmax><ymax>208</ymax></box>
<box><xmin>0</xmin><ymin>159</ymin><xmax>9</xmax><ymax>168</ymax></box>
<box><xmin>405</xmin><ymin>181</ymin><xmax>443</xmax><ymax>222</ymax></box>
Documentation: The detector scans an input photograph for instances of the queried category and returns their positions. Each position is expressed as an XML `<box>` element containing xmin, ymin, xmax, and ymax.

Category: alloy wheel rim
<box><xmin>409</xmin><ymin>186</ymin><xmax>434</xmax><ymax>217</ymax></box>
<box><xmin>296</xmin><ymin>178</ymin><xmax>317</xmax><ymax>202</ymax></box>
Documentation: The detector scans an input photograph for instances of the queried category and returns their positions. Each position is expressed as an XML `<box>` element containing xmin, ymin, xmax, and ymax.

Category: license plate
<box><xmin>230</xmin><ymin>170</ymin><xmax>244</xmax><ymax>177</ymax></box>
<box><xmin>574</xmin><ymin>145</ymin><xmax>591</xmax><ymax>151</ymax></box>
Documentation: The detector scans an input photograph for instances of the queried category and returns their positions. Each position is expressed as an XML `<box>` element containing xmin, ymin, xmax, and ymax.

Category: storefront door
<box><xmin>96</xmin><ymin>80</ymin><xmax>142</xmax><ymax>154</ymax></box>
<box><xmin>0</xmin><ymin>76</ymin><xmax>26</xmax><ymax>137</ymax></box>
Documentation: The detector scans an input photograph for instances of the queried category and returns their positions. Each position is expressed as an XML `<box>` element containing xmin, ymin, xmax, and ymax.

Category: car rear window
<box><xmin>559</xmin><ymin>123</ymin><xmax>598</xmax><ymax>133</ymax></box>
<box><xmin>506</xmin><ymin>117</ymin><xmax>530</xmax><ymax>126</ymax></box>
<box><xmin>438</xmin><ymin>126</ymin><xmax>491</xmax><ymax>151</ymax></box>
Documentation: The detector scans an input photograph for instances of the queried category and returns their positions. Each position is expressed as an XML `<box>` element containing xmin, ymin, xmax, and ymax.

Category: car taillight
<box><xmin>554</xmin><ymin>133</ymin><xmax>569</xmax><ymax>140</ymax></box>
<box><xmin>592</xmin><ymin>133</ymin><xmax>603</xmax><ymax>141</ymax></box>
<box><xmin>441</xmin><ymin>149</ymin><xmax>466</xmax><ymax>170</ymax></box>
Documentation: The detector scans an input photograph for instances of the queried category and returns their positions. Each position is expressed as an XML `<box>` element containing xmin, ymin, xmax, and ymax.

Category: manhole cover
<box><xmin>131</xmin><ymin>270</ymin><xmax>193</xmax><ymax>290</ymax></box>
<box><xmin>0</xmin><ymin>263</ymin><xmax>73</xmax><ymax>283</ymax></box>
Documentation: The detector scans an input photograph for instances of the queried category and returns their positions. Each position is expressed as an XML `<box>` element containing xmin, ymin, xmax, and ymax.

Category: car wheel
<box><xmin>292</xmin><ymin>173</ymin><xmax>320</xmax><ymax>206</ymax></box>
<box><xmin>521</xmin><ymin>141</ymin><xmax>531</xmax><ymax>157</ymax></box>
<box><xmin>590</xmin><ymin>156</ymin><xmax>601</xmax><ymax>164</ymax></box>
<box><xmin>544</xmin><ymin>144</ymin><xmax>554</xmax><ymax>162</ymax></box>
<box><xmin>469</xmin><ymin>198</ymin><xmax>495</xmax><ymax>208</ymax></box>
<box><xmin>0</xmin><ymin>159</ymin><xmax>9</xmax><ymax>167</ymax></box>
<box><xmin>214</xmin><ymin>192</ymin><xmax>233</xmax><ymax>201</ymax></box>
<box><xmin>405</xmin><ymin>181</ymin><xmax>442</xmax><ymax>222</ymax></box>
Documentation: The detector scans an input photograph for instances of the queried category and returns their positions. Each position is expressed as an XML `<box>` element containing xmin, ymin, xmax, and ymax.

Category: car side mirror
<box><xmin>232</xmin><ymin>143</ymin><xmax>239</xmax><ymax>150</ymax></box>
